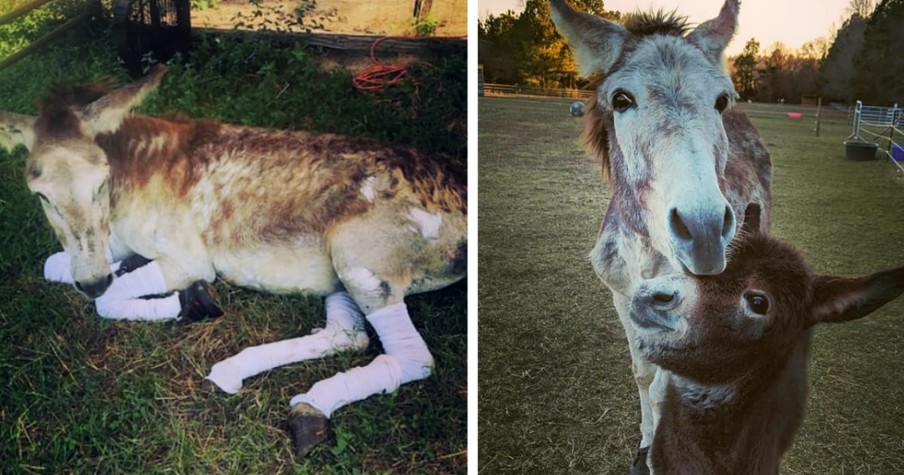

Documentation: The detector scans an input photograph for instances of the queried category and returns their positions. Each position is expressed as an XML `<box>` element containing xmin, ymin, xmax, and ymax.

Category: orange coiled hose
<box><xmin>352</xmin><ymin>37</ymin><xmax>412</xmax><ymax>93</ymax></box>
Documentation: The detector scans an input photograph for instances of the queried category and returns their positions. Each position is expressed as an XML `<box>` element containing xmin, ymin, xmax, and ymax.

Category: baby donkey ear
<box><xmin>741</xmin><ymin>203</ymin><xmax>762</xmax><ymax>235</ymax></box>
<box><xmin>812</xmin><ymin>266</ymin><xmax>904</xmax><ymax>324</ymax></box>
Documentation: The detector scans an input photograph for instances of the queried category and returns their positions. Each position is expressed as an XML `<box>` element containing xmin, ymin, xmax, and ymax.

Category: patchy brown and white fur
<box><xmin>629</xmin><ymin>207</ymin><xmax>904</xmax><ymax>474</ymax></box>
<box><xmin>548</xmin><ymin>0</ymin><xmax>771</xmax><ymax>469</ymax></box>
<box><xmin>0</xmin><ymin>65</ymin><xmax>466</xmax><ymax>456</ymax></box>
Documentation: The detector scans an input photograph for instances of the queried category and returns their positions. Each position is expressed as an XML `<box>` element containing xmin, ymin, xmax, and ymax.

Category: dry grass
<box><xmin>478</xmin><ymin>96</ymin><xmax>904</xmax><ymax>473</ymax></box>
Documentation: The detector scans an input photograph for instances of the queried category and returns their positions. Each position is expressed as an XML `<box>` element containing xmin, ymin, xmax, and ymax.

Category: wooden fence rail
<box><xmin>482</xmin><ymin>83</ymin><xmax>594</xmax><ymax>100</ymax></box>
<box><xmin>0</xmin><ymin>0</ymin><xmax>100</xmax><ymax>73</ymax></box>
<box><xmin>0</xmin><ymin>0</ymin><xmax>58</xmax><ymax>26</ymax></box>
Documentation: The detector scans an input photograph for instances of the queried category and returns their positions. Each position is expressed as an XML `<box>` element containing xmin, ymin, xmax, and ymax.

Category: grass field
<box><xmin>478</xmin><ymin>96</ymin><xmax>904</xmax><ymax>473</ymax></box>
<box><xmin>0</xmin><ymin>24</ymin><xmax>466</xmax><ymax>474</ymax></box>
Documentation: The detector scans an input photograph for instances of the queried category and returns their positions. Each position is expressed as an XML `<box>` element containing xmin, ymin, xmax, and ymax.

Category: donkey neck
<box><xmin>651</xmin><ymin>336</ymin><xmax>811</xmax><ymax>473</ymax></box>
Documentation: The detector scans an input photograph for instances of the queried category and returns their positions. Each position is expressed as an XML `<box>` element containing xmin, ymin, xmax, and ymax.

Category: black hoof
<box><xmin>178</xmin><ymin>280</ymin><xmax>224</xmax><ymax>322</ymax></box>
<box><xmin>115</xmin><ymin>254</ymin><xmax>152</xmax><ymax>276</ymax></box>
<box><xmin>630</xmin><ymin>445</ymin><xmax>651</xmax><ymax>475</ymax></box>
<box><xmin>287</xmin><ymin>403</ymin><xmax>329</xmax><ymax>458</ymax></box>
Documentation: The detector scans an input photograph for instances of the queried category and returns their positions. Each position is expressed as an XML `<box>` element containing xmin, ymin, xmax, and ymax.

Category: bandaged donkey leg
<box><xmin>206</xmin><ymin>292</ymin><xmax>369</xmax><ymax>393</ymax></box>
<box><xmin>43</xmin><ymin>250</ymin><xmax>120</xmax><ymax>284</ymax></box>
<box><xmin>46</xmin><ymin>251</ymin><xmax>219</xmax><ymax>321</ymax></box>
<box><xmin>95</xmin><ymin>261</ymin><xmax>181</xmax><ymax>320</ymax></box>
<box><xmin>286</xmin><ymin>302</ymin><xmax>433</xmax><ymax>456</ymax></box>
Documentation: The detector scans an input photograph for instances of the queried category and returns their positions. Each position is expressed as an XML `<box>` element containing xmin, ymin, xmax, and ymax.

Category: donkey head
<box><xmin>550</xmin><ymin>0</ymin><xmax>740</xmax><ymax>275</ymax></box>
<box><xmin>1</xmin><ymin>66</ymin><xmax>166</xmax><ymax>298</ymax></box>
<box><xmin>628</xmin><ymin>205</ymin><xmax>904</xmax><ymax>384</ymax></box>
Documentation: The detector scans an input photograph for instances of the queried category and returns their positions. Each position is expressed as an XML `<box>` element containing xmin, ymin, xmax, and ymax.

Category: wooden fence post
<box><xmin>815</xmin><ymin>97</ymin><xmax>821</xmax><ymax>137</ymax></box>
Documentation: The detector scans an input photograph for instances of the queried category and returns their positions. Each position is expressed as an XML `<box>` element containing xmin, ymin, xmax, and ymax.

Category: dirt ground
<box><xmin>192</xmin><ymin>0</ymin><xmax>467</xmax><ymax>37</ymax></box>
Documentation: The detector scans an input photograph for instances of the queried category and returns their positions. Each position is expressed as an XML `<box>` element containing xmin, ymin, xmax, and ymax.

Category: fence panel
<box><xmin>849</xmin><ymin>100</ymin><xmax>904</xmax><ymax>172</ymax></box>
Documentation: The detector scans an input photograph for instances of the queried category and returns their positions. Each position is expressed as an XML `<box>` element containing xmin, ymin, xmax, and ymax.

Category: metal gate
<box><xmin>114</xmin><ymin>0</ymin><xmax>191</xmax><ymax>78</ymax></box>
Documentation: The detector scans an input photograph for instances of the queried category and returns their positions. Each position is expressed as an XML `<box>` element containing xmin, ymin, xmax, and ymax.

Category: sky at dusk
<box><xmin>478</xmin><ymin>0</ymin><xmax>854</xmax><ymax>56</ymax></box>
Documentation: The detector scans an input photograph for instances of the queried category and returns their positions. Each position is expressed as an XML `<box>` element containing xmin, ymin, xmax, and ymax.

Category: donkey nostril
<box><xmin>652</xmin><ymin>292</ymin><xmax>676</xmax><ymax>304</ymax></box>
<box><xmin>669</xmin><ymin>208</ymin><xmax>692</xmax><ymax>241</ymax></box>
<box><xmin>73</xmin><ymin>276</ymin><xmax>112</xmax><ymax>298</ymax></box>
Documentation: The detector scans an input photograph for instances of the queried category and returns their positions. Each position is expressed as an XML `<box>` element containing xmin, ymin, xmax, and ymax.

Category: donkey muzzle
<box><xmin>630</xmin><ymin>277</ymin><xmax>687</xmax><ymax>333</ymax></box>
<box><xmin>75</xmin><ymin>273</ymin><xmax>113</xmax><ymax>299</ymax></box>
<box><xmin>668</xmin><ymin>204</ymin><xmax>736</xmax><ymax>275</ymax></box>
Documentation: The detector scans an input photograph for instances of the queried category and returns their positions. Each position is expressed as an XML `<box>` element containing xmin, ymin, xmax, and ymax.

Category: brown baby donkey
<box><xmin>629</xmin><ymin>205</ymin><xmax>904</xmax><ymax>474</ymax></box>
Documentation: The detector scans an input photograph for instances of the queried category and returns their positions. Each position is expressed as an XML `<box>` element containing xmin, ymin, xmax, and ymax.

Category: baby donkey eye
<box><xmin>744</xmin><ymin>291</ymin><xmax>770</xmax><ymax>315</ymax></box>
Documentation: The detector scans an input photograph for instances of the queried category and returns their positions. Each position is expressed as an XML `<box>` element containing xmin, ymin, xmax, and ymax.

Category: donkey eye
<box><xmin>95</xmin><ymin>181</ymin><xmax>108</xmax><ymax>199</ymax></box>
<box><xmin>35</xmin><ymin>192</ymin><xmax>49</xmax><ymax>203</ymax></box>
<box><xmin>744</xmin><ymin>292</ymin><xmax>770</xmax><ymax>315</ymax></box>
<box><xmin>715</xmin><ymin>94</ymin><xmax>730</xmax><ymax>113</ymax></box>
<box><xmin>612</xmin><ymin>90</ymin><xmax>635</xmax><ymax>112</ymax></box>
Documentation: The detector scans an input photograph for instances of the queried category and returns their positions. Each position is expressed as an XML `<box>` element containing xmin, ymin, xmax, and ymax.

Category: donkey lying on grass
<box><xmin>629</xmin><ymin>206</ymin><xmax>904</xmax><ymax>474</ymax></box>
<box><xmin>0</xmin><ymin>65</ymin><xmax>466</xmax><ymax>456</ymax></box>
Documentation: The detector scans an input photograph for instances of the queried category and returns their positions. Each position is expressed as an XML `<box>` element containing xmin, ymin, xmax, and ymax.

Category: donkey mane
<box><xmin>582</xmin><ymin>73</ymin><xmax>610</xmax><ymax>181</ymax></box>
<box><xmin>622</xmin><ymin>10</ymin><xmax>691</xmax><ymax>38</ymax></box>
<box><xmin>34</xmin><ymin>82</ymin><xmax>115</xmax><ymax>141</ymax></box>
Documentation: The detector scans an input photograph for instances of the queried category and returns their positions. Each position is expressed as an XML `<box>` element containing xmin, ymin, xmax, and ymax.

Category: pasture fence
<box><xmin>482</xmin><ymin>83</ymin><xmax>594</xmax><ymax>101</ymax></box>
<box><xmin>848</xmin><ymin>100</ymin><xmax>904</xmax><ymax>172</ymax></box>
<box><xmin>0</xmin><ymin>0</ymin><xmax>100</xmax><ymax>72</ymax></box>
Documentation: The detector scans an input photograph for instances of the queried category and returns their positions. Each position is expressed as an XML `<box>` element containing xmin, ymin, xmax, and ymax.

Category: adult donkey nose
<box><xmin>668</xmin><ymin>204</ymin><xmax>736</xmax><ymax>275</ymax></box>
<box><xmin>75</xmin><ymin>273</ymin><xmax>113</xmax><ymax>299</ymax></box>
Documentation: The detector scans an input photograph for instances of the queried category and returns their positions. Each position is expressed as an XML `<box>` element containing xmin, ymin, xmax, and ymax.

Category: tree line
<box><xmin>479</xmin><ymin>0</ymin><xmax>904</xmax><ymax>105</ymax></box>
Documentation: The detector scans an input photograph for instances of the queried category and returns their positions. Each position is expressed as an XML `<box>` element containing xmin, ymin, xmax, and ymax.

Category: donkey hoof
<box><xmin>287</xmin><ymin>403</ymin><xmax>329</xmax><ymax>457</ymax></box>
<box><xmin>178</xmin><ymin>280</ymin><xmax>224</xmax><ymax>322</ymax></box>
<box><xmin>630</xmin><ymin>445</ymin><xmax>651</xmax><ymax>475</ymax></box>
<box><xmin>114</xmin><ymin>254</ymin><xmax>152</xmax><ymax>276</ymax></box>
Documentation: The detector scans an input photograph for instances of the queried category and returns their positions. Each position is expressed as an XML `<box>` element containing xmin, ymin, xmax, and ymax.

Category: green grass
<box><xmin>0</xmin><ymin>22</ymin><xmax>466</xmax><ymax>474</ymax></box>
<box><xmin>478</xmin><ymin>96</ymin><xmax>904</xmax><ymax>473</ymax></box>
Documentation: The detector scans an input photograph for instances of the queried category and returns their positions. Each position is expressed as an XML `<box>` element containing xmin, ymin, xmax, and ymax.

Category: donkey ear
<box><xmin>79</xmin><ymin>64</ymin><xmax>167</xmax><ymax>136</ymax></box>
<box><xmin>549</xmin><ymin>0</ymin><xmax>628</xmax><ymax>77</ymax></box>
<box><xmin>812</xmin><ymin>266</ymin><xmax>904</xmax><ymax>324</ymax></box>
<box><xmin>740</xmin><ymin>203</ymin><xmax>761</xmax><ymax>235</ymax></box>
<box><xmin>686</xmin><ymin>0</ymin><xmax>740</xmax><ymax>64</ymax></box>
<box><xmin>0</xmin><ymin>111</ymin><xmax>36</xmax><ymax>152</ymax></box>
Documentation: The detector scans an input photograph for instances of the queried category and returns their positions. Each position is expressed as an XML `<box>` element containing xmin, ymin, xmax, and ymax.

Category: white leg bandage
<box><xmin>43</xmin><ymin>251</ymin><xmax>120</xmax><ymax>284</ymax></box>
<box><xmin>289</xmin><ymin>302</ymin><xmax>433</xmax><ymax>418</ymax></box>
<box><xmin>95</xmin><ymin>261</ymin><xmax>180</xmax><ymax>321</ymax></box>
<box><xmin>206</xmin><ymin>292</ymin><xmax>369</xmax><ymax>394</ymax></box>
